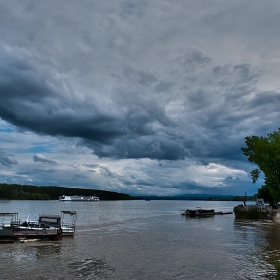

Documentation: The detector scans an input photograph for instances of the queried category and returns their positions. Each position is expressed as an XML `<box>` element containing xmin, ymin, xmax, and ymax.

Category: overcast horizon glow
<box><xmin>0</xmin><ymin>1</ymin><xmax>279</xmax><ymax>196</ymax></box>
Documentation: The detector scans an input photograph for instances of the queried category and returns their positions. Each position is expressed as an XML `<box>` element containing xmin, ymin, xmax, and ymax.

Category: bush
<box><xmin>234</xmin><ymin>205</ymin><xmax>270</xmax><ymax>219</ymax></box>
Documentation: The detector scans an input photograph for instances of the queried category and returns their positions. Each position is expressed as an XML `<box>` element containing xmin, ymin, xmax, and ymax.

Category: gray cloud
<box><xmin>0</xmin><ymin>152</ymin><xmax>18</xmax><ymax>167</ymax></box>
<box><xmin>0</xmin><ymin>0</ymin><xmax>279</xmax><ymax>195</ymax></box>
<box><xmin>1</xmin><ymin>44</ymin><xmax>277</xmax><ymax>162</ymax></box>
<box><xmin>33</xmin><ymin>154</ymin><xmax>57</xmax><ymax>164</ymax></box>
<box><xmin>174</xmin><ymin>48</ymin><xmax>211</xmax><ymax>72</ymax></box>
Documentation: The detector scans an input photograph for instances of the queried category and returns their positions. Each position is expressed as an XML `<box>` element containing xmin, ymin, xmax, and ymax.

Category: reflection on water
<box><xmin>69</xmin><ymin>258</ymin><xmax>115</xmax><ymax>279</ymax></box>
<box><xmin>233</xmin><ymin>219</ymin><xmax>279</xmax><ymax>279</ymax></box>
<box><xmin>1</xmin><ymin>200</ymin><xmax>280</xmax><ymax>279</ymax></box>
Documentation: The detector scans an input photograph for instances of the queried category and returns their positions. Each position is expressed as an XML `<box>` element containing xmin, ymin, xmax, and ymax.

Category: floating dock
<box><xmin>181</xmin><ymin>207</ymin><xmax>233</xmax><ymax>217</ymax></box>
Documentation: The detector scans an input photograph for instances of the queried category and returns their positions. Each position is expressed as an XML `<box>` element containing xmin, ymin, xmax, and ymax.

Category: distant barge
<box><xmin>59</xmin><ymin>195</ymin><xmax>99</xmax><ymax>202</ymax></box>
<box><xmin>181</xmin><ymin>207</ymin><xmax>233</xmax><ymax>217</ymax></box>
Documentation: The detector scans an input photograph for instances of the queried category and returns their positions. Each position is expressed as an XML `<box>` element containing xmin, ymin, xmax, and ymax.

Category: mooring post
<box><xmin>243</xmin><ymin>192</ymin><xmax>247</xmax><ymax>206</ymax></box>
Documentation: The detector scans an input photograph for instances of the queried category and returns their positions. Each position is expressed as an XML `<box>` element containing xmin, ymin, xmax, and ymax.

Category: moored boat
<box><xmin>0</xmin><ymin>212</ymin><xmax>61</xmax><ymax>242</ymax></box>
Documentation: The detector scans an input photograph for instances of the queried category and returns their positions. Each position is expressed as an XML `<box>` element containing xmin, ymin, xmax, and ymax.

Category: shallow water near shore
<box><xmin>1</xmin><ymin>200</ymin><xmax>280</xmax><ymax>279</ymax></box>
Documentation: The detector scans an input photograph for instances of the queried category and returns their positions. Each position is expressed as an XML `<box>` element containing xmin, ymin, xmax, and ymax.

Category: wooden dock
<box><xmin>181</xmin><ymin>207</ymin><xmax>233</xmax><ymax>217</ymax></box>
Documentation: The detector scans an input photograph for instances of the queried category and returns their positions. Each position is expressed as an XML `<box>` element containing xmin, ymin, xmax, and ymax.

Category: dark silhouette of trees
<box><xmin>0</xmin><ymin>183</ymin><xmax>133</xmax><ymax>200</ymax></box>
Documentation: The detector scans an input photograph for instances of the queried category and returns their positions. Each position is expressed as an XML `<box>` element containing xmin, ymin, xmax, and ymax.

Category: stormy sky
<box><xmin>0</xmin><ymin>0</ymin><xmax>279</xmax><ymax>196</ymax></box>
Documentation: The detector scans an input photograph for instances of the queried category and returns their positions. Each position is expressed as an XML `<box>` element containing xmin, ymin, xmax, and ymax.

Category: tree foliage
<box><xmin>241</xmin><ymin>128</ymin><xmax>280</xmax><ymax>205</ymax></box>
<box><xmin>0</xmin><ymin>183</ymin><xmax>134</xmax><ymax>200</ymax></box>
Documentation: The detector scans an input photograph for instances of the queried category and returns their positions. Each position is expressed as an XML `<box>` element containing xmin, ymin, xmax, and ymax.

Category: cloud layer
<box><xmin>0</xmin><ymin>0</ymin><xmax>279</xmax><ymax>195</ymax></box>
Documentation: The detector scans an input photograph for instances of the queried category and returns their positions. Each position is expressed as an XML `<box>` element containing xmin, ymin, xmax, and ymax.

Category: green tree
<box><xmin>241</xmin><ymin>128</ymin><xmax>280</xmax><ymax>206</ymax></box>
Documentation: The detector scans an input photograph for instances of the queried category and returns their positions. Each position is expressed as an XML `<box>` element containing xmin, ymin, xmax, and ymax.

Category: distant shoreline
<box><xmin>0</xmin><ymin>183</ymin><xmax>134</xmax><ymax>201</ymax></box>
<box><xmin>134</xmin><ymin>195</ymin><xmax>255</xmax><ymax>201</ymax></box>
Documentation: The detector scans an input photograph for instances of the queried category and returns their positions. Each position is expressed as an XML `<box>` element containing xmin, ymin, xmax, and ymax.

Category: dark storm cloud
<box><xmin>0</xmin><ymin>0</ymin><xmax>280</xmax><ymax>196</ymax></box>
<box><xmin>0</xmin><ymin>50</ymin><xmax>189</xmax><ymax>160</ymax></box>
<box><xmin>249</xmin><ymin>91</ymin><xmax>280</xmax><ymax>109</ymax></box>
<box><xmin>0</xmin><ymin>41</ymin><xmax>279</xmax><ymax>163</ymax></box>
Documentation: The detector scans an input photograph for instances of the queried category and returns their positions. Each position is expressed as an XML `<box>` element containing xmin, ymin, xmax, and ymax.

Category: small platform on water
<box><xmin>181</xmin><ymin>207</ymin><xmax>233</xmax><ymax>217</ymax></box>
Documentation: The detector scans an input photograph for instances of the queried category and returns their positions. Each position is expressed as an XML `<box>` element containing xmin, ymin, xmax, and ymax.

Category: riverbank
<box><xmin>233</xmin><ymin>204</ymin><xmax>280</xmax><ymax>224</ymax></box>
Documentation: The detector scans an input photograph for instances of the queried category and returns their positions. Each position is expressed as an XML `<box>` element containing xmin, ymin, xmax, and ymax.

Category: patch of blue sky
<box><xmin>14</xmin><ymin>142</ymin><xmax>58</xmax><ymax>154</ymax></box>
<box><xmin>27</xmin><ymin>146</ymin><xmax>53</xmax><ymax>153</ymax></box>
<box><xmin>0</xmin><ymin>119</ymin><xmax>15</xmax><ymax>132</ymax></box>
<box><xmin>0</xmin><ymin>127</ymin><xmax>15</xmax><ymax>133</ymax></box>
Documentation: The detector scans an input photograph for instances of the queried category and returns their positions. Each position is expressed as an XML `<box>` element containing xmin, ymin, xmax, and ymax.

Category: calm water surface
<box><xmin>1</xmin><ymin>200</ymin><xmax>280</xmax><ymax>279</ymax></box>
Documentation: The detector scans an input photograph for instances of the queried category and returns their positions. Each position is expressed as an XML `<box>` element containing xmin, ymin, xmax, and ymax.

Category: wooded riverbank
<box><xmin>0</xmin><ymin>183</ymin><xmax>134</xmax><ymax>200</ymax></box>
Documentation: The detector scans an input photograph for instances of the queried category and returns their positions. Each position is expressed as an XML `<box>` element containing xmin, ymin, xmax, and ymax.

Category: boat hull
<box><xmin>61</xmin><ymin>227</ymin><xmax>75</xmax><ymax>236</ymax></box>
<box><xmin>0</xmin><ymin>228</ymin><xmax>61</xmax><ymax>242</ymax></box>
<box><xmin>13</xmin><ymin>228</ymin><xmax>61</xmax><ymax>240</ymax></box>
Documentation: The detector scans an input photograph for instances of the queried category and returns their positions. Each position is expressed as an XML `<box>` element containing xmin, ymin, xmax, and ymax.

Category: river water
<box><xmin>1</xmin><ymin>200</ymin><xmax>280</xmax><ymax>279</ymax></box>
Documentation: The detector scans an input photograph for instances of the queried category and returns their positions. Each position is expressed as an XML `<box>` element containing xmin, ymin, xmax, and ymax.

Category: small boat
<box><xmin>0</xmin><ymin>212</ymin><xmax>61</xmax><ymax>242</ymax></box>
<box><xmin>61</xmin><ymin>210</ymin><xmax>77</xmax><ymax>236</ymax></box>
<box><xmin>38</xmin><ymin>212</ymin><xmax>78</xmax><ymax>236</ymax></box>
<box><xmin>20</xmin><ymin>212</ymin><xmax>77</xmax><ymax>236</ymax></box>
<box><xmin>17</xmin><ymin>214</ymin><xmax>62</xmax><ymax>241</ymax></box>
<box><xmin>59</xmin><ymin>195</ymin><xmax>99</xmax><ymax>202</ymax></box>
<box><xmin>11</xmin><ymin>213</ymin><xmax>56</xmax><ymax>231</ymax></box>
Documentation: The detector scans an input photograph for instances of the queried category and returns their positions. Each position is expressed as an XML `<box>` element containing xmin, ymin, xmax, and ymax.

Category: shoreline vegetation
<box><xmin>234</xmin><ymin>204</ymin><xmax>273</xmax><ymax>219</ymax></box>
<box><xmin>233</xmin><ymin>204</ymin><xmax>280</xmax><ymax>225</ymax></box>
<box><xmin>0</xmin><ymin>183</ymin><xmax>133</xmax><ymax>201</ymax></box>
<box><xmin>0</xmin><ymin>183</ymin><xmax>255</xmax><ymax>201</ymax></box>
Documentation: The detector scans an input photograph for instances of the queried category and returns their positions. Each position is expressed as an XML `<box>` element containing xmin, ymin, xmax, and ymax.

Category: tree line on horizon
<box><xmin>207</xmin><ymin>195</ymin><xmax>255</xmax><ymax>201</ymax></box>
<box><xmin>0</xmin><ymin>183</ymin><xmax>134</xmax><ymax>200</ymax></box>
